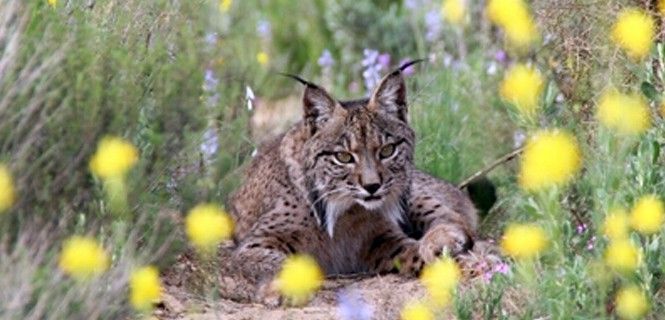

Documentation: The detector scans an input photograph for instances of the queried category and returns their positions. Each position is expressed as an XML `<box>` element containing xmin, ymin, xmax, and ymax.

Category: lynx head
<box><xmin>293</xmin><ymin>62</ymin><xmax>419</xmax><ymax>237</ymax></box>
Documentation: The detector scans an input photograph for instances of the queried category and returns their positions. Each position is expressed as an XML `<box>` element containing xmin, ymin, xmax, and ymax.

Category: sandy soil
<box><xmin>156</xmin><ymin>240</ymin><xmax>503</xmax><ymax>320</ymax></box>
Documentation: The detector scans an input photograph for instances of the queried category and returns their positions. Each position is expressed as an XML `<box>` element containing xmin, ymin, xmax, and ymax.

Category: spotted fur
<box><xmin>229</xmin><ymin>65</ymin><xmax>478</xmax><ymax>304</ymax></box>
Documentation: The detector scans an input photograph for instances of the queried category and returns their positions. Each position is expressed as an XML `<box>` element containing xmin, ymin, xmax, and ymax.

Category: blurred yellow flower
<box><xmin>441</xmin><ymin>0</ymin><xmax>465</xmax><ymax>26</ymax></box>
<box><xmin>500</xmin><ymin>64</ymin><xmax>544</xmax><ymax>115</ymax></box>
<box><xmin>47</xmin><ymin>0</ymin><xmax>57</xmax><ymax>7</ymax></box>
<box><xmin>502</xmin><ymin>10</ymin><xmax>538</xmax><ymax>48</ymax></box>
<box><xmin>257</xmin><ymin>51</ymin><xmax>269</xmax><ymax>67</ymax></box>
<box><xmin>487</xmin><ymin>0</ymin><xmax>527</xmax><ymax>26</ymax></box>
<box><xmin>605</xmin><ymin>239</ymin><xmax>640</xmax><ymax>273</ymax></box>
<box><xmin>615</xmin><ymin>286</ymin><xmax>649</xmax><ymax>320</ymax></box>
<box><xmin>603</xmin><ymin>208</ymin><xmax>630</xmax><ymax>240</ymax></box>
<box><xmin>89</xmin><ymin>136</ymin><xmax>139</xmax><ymax>179</ymax></box>
<box><xmin>0</xmin><ymin>164</ymin><xmax>16</xmax><ymax>213</ymax></box>
<box><xmin>400</xmin><ymin>301</ymin><xmax>433</xmax><ymax>320</ymax></box>
<box><xmin>219</xmin><ymin>0</ymin><xmax>232</xmax><ymax>12</ymax></box>
<box><xmin>130</xmin><ymin>266</ymin><xmax>162</xmax><ymax>311</ymax></box>
<box><xmin>420</xmin><ymin>257</ymin><xmax>460</xmax><ymax>307</ymax></box>
<box><xmin>275</xmin><ymin>254</ymin><xmax>323</xmax><ymax>304</ymax></box>
<box><xmin>518</xmin><ymin>130</ymin><xmax>582</xmax><ymax>191</ymax></box>
<box><xmin>597</xmin><ymin>90</ymin><xmax>651</xmax><ymax>135</ymax></box>
<box><xmin>486</xmin><ymin>0</ymin><xmax>538</xmax><ymax>48</ymax></box>
<box><xmin>660</xmin><ymin>101</ymin><xmax>665</xmax><ymax>118</ymax></box>
<box><xmin>185</xmin><ymin>203</ymin><xmax>234</xmax><ymax>251</ymax></box>
<box><xmin>58</xmin><ymin>236</ymin><xmax>109</xmax><ymax>280</ymax></box>
<box><xmin>660</xmin><ymin>0</ymin><xmax>665</xmax><ymax>15</ymax></box>
<box><xmin>629</xmin><ymin>195</ymin><xmax>664</xmax><ymax>235</ymax></box>
<box><xmin>612</xmin><ymin>9</ymin><xmax>655</xmax><ymax>60</ymax></box>
<box><xmin>500</xmin><ymin>224</ymin><xmax>547</xmax><ymax>259</ymax></box>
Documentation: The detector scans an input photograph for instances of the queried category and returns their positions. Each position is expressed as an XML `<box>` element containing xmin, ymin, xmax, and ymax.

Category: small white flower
<box><xmin>486</xmin><ymin>62</ymin><xmax>498</xmax><ymax>75</ymax></box>
<box><xmin>245</xmin><ymin>86</ymin><xmax>255</xmax><ymax>111</ymax></box>
<box><xmin>513</xmin><ymin>130</ymin><xmax>526</xmax><ymax>149</ymax></box>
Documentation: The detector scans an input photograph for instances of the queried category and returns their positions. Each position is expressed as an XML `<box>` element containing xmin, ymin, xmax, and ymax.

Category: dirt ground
<box><xmin>156</xmin><ymin>240</ymin><xmax>504</xmax><ymax>320</ymax></box>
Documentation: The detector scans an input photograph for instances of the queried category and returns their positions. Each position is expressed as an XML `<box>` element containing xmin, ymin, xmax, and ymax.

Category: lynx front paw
<box><xmin>257</xmin><ymin>279</ymin><xmax>282</xmax><ymax>307</ymax></box>
<box><xmin>418</xmin><ymin>224</ymin><xmax>473</xmax><ymax>263</ymax></box>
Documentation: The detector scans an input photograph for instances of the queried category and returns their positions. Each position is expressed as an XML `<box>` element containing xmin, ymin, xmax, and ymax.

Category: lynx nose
<box><xmin>362</xmin><ymin>183</ymin><xmax>381</xmax><ymax>195</ymax></box>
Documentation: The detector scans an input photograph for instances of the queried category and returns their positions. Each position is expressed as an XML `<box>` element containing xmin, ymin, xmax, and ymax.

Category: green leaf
<box><xmin>640</xmin><ymin>81</ymin><xmax>658</xmax><ymax>100</ymax></box>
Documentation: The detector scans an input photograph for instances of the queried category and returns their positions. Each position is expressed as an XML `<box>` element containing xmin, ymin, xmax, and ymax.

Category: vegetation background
<box><xmin>0</xmin><ymin>0</ymin><xmax>664</xmax><ymax>319</ymax></box>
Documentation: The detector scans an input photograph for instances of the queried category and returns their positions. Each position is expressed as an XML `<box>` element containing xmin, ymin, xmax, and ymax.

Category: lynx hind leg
<box><xmin>409</xmin><ymin>171</ymin><xmax>478</xmax><ymax>262</ymax></box>
<box><xmin>365</xmin><ymin>230</ymin><xmax>425</xmax><ymax>276</ymax></box>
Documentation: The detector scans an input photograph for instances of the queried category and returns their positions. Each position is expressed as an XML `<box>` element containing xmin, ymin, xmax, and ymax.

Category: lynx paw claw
<box><xmin>418</xmin><ymin>224</ymin><xmax>472</xmax><ymax>263</ymax></box>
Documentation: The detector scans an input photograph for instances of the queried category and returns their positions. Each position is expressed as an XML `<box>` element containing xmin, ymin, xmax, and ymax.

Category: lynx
<box><xmin>229</xmin><ymin>62</ymin><xmax>478</xmax><ymax>303</ymax></box>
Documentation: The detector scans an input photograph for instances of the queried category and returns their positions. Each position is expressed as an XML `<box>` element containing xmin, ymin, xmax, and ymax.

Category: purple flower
<box><xmin>337</xmin><ymin>289</ymin><xmax>373</xmax><ymax>320</ymax></box>
<box><xmin>404</xmin><ymin>0</ymin><xmax>420</xmax><ymax>10</ymax></box>
<box><xmin>377</xmin><ymin>53</ymin><xmax>391</xmax><ymax>69</ymax></box>
<box><xmin>318</xmin><ymin>49</ymin><xmax>335</xmax><ymax>68</ymax></box>
<box><xmin>205</xmin><ymin>32</ymin><xmax>218</xmax><ymax>46</ymax></box>
<box><xmin>576</xmin><ymin>223</ymin><xmax>588</xmax><ymax>235</ymax></box>
<box><xmin>494</xmin><ymin>263</ymin><xmax>510</xmax><ymax>275</ymax></box>
<box><xmin>361</xmin><ymin>49</ymin><xmax>383</xmax><ymax>93</ymax></box>
<box><xmin>361</xmin><ymin>49</ymin><xmax>380</xmax><ymax>67</ymax></box>
<box><xmin>425</xmin><ymin>10</ymin><xmax>442</xmax><ymax>42</ymax></box>
<box><xmin>587</xmin><ymin>236</ymin><xmax>596</xmax><ymax>251</ymax></box>
<box><xmin>200</xmin><ymin>127</ymin><xmax>219</xmax><ymax>160</ymax></box>
<box><xmin>203</xmin><ymin>69</ymin><xmax>219</xmax><ymax>92</ymax></box>
<box><xmin>494</xmin><ymin>50</ymin><xmax>507</xmax><ymax>63</ymax></box>
<box><xmin>482</xmin><ymin>271</ymin><xmax>494</xmax><ymax>283</ymax></box>
<box><xmin>256</xmin><ymin>19</ymin><xmax>272</xmax><ymax>39</ymax></box>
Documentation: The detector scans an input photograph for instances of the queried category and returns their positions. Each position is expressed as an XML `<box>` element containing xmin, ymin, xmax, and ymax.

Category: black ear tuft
<box><xmin>368</xmin><ymin>59</ymin><xmax>423</xmax><ymax>121</ymax></box>
<box><xmin>279</xmin><ymin>73</ymin><xmax>317</xmax><ymax>87</ymax></box>
<box><xmin>397</xmin><ymin>58</ymin><xmax>425</xmax><ymax>73</ymax></box>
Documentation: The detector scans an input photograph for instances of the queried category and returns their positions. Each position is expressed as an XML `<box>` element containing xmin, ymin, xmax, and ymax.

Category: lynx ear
<box><xmin>282</xmin><ymin>74</ymin><xmax>338</xmax><ymax>134</ymax></box>
<box><xmin>368</xmin><ymin>59</ymin><xmax>423</xmax><ymax>122</ymax></box>
<box><xmin>303</xmin><ymin>84</ymin><xmax>337</xmax><ymax>132</ymax></box>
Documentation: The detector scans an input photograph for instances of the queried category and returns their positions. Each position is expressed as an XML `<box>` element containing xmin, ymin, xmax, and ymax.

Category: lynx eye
<box><xmin>379</xmin><ymin>144</ymin><xmax>396</xmax><ymax>159</ymax></box>
<box><xmin>334</xmin><ymin>151</ymin><xmax>354</xmax><ymax>164</ymax></box>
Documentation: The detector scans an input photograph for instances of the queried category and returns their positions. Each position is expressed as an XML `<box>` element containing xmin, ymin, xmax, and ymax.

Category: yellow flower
<box><xmin>605</xmin><ymin>239</ymin><xmax>640</xmax><ymax>273</ymax></box>
<box><xmin>400</xmin><ymin>301</ymin><xmax>433</xmax><ymax>320</ymax></box>
<box><xmin>130</xmin><ymin>266</ymin><xmax>162</xmax><ymax>311</ymax></box>
<box><xmin>502</xmin><ymin>10</ymin><xmax>538</xmax><ymax>48</ymax></box>
<box><xmin>518</xmin><ymin>130</ymin><xmax>582</xmax><ymax>191</ymax></box>
<box><xmin>629</xmin><ymin>195</ymin><xmax>664</xmax><ymax>235</ymax></box>
<box><xmin>275</xmin><ymin>254</ymin><xmax>323</xmax><ymax>304</ymax></box>
<box><xmin>89</xmin><ymin>136</ymin><xmax>139</xmax><ymax>179</ymax></box>
<box><xmin>487</xmin><ymin>0</ymin><xmax>527</xmax><ymax>26</ymax></box>
<box><xmin>185</xmin><ymin>203</ymin><xmax>234</xmax><ymax>251</ymax></box>
<box><xmin>420</xmin><ymin>257</ymin><xmax>460</xmax><ymax>307</ymax></box>
<box><xmin>500</xmin><ymin>224</ymin><xmax>547</xmax><ymax>259</ymax></box>
<box><xmin>615</xmin><ymin>286</ymin><xmax>649</xmax><ymax>320</ymax></box>
<box><xmin>486</xmin><ymin>0</ymin><xmax>538</xmax><ymax>48</ymax></box>
<box><xmin>597</xmin><ymin>90</ymin><xmax>651</xmax><ymax>136</ymax></box>
<box><xmin>219</xmin><ymin>0</ymin><xmax>232</xmax><ymax>12</ymax></box>
<box><xmin>47</xmin><ymin>0</ymin><xmax>57</xmax><ymax>7</ymax></box>
<box><xmin>499</xmin><ymin>64</ymin><xmax>544</xmax><ymax>115</ymax></box>
<box><xmin>612</xmin><ymin>9</ymin><xmax>655</xmax><ymax>60</ymax></box>
<box><xmin>441</xmin><ymin>0</ymin><xmax>465</xmax><ymax>26</ymax></box>
<box><xmin>603</xmin><ymin>208</ymin><xmax>630</xmax><ymax>240</ymax></box>
<box><xmin>58</xmin><ymin>236</ymin><xmax>109</xmax><ymax>279</ymax></box>
<box><xmin>256</xmin><ymin>52</ymin><xmax>269</xmax><ymax>67</ymax></box>
<box><xmin>0</xmin><ymin>164</ymin><xmax>16</xmax><ymax>213</ymax></box>
<box><xmin>660</xmin><ymin>0</ymin><xmax>665</xmax><ymax>16</ymax></box>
